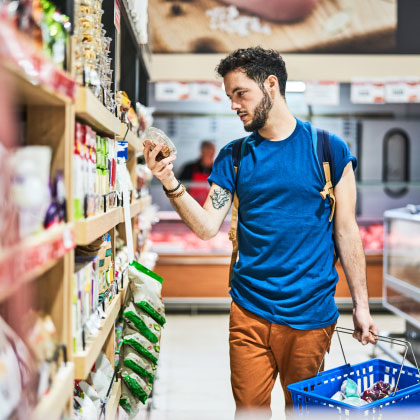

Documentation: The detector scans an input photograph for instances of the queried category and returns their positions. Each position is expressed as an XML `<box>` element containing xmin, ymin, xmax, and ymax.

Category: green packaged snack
<box><xmin>129</xmin><ymin>261</ymin><xmax>163</xmax><ymax>297</ymax></box>
<box><xmin>123</xmin><ymin>323</ymin><xmax>160</xmax><ymax>364</ymax></box>
<box><xmin>123</xmin><ymin>346</ymin><xmax>156</xmax><ymax>383</ymax></box>
<box><xmin>133</xmin><ymin>288</ymin><xmax>166</xmax><ymax>327</ymax></box>
<box><xmin>119</xmin><ymin>380</ymin><xmax>140</xmax><ymax>418</ymax></box>
<box><xmin>121</xmin><ymin>367</ymin><xmax>152</xmax><ymax>404</ymax></box>
<box><xmin>123</xmin><ymin>303</ymin><xmax>161</xmax><ymax>344</ymax></box>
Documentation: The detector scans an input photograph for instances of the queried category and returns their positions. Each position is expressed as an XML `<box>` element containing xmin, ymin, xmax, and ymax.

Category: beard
<box><xmin>243</xmin><ymin>89</ymin><xmax>273</xmax><ymax>132</ymax></box>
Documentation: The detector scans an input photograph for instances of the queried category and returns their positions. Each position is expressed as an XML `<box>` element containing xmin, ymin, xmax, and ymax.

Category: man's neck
<box><xmin>258</xmin><ymin>102</ymin><xmax>296</xmax><ymax>141</ymax></box>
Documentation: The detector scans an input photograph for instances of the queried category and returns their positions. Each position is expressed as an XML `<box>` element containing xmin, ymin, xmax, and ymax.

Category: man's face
<box><xmin>224</xmin><ymin>69</ymin><xmax>273</xmax><ymax>132</ymax></box>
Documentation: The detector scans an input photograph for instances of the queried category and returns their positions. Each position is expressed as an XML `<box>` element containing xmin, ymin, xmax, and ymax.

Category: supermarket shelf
<box><xmin>2</xmin><ymin>61</ymin><xmax>73</xmax><ymax>106</ymax></box>
<box><xmin>0</xmin><ymin>223</ymin><xmax>75</xmax><ymax>303</ymax></box>
<box><xmin>105</xmin><ymin>379</ymin><xmax>122</xmax><ymax>420</ymax></box>
<box><xmin>32</xmin><ymin>362</ymin><xmax>75</xmax><ymax>420</ymax></box>
<box><xmin>118</xmin><ymin>123</ymin><xmax>143</xmax><ymax>153</ymax></box>
<box><xmin>75</xmin><ymin>195</ymin><xmax>151</xmax><ymax>245</ymax></box>
<box><xmin>75</xmin><ymin>207</ymin><xmax>121</xmax><ymax>245</ymax></box>
<box><xmin>126</xmin><ymin>195</ymin><xmax>152</xmax><ymax>221</ymax></box>
<box><xmin>74</xmin><ymin>293</ymin><xmax>122</xmax><ymax>379</ymax></box>
<box><xmin>76</xmin><ymin>87</ymin><xmax>121</xmax><ymax>137</ymax></box>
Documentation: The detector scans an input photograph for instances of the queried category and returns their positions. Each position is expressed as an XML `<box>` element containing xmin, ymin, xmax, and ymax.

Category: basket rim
<box><xmin>286</xmin><ymin>358</ymin><xmax>420</xmax><ymax>410</ymax></box>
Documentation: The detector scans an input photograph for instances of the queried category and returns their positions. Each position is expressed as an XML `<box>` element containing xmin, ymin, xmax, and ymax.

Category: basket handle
<box><xmin>316</xmin><ymin>326</ymin><xmax>420</xmax><ymax>396</ymax></box>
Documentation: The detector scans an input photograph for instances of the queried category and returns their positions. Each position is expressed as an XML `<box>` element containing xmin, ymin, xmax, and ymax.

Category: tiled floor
<box><xmin>139</xmin><ymin>310</ymin><xmax>407</xmax><ymax>420</ymax></box>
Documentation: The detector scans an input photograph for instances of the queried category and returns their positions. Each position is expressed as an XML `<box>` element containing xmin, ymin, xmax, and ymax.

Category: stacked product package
<box><xmin>119</xmin><ymin>261</ymin><xmax>166</xmax><ymax>417</ymax></box>
<box><xmin>74</xmin><ymin>0</ymin><xmax>115</xmax><ymax>111</ymax></box>
<box><xmin>73</xmin><ymin>122</ymin><xmax>118</xmax><ymax>220</ymax></box>
<box><xmin>73</xmin><ymin>234</ymin><xmax>117</xmax><ymax>353</ymax></box>
<box><xmin>74</xmin><ymin>351</ymin><xmax>116</xmax><ymax>419</ymax></box>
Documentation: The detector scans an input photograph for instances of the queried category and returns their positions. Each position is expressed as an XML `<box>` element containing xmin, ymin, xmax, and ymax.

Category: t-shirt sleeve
<box><xmin>207</xmin><ymin>141</ymin><xmax>236</xmax><ymax>196</ymax></box>
<box><xmin>330</xmin><ymin>134</ymin><xmax>357</xmax><ymax>187</ymax></box>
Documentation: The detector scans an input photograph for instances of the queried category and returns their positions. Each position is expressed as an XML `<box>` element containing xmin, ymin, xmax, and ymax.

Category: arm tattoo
<box><xmin>210</xmin><ymin>188</ymin><xmax>230</xmax><ymax>209</ymax></box>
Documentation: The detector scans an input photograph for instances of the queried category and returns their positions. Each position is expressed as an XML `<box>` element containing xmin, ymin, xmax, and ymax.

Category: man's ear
<box><xmin>265</xmin><ymin>75</ymin><xmax>278</xmax><ymax>97</ymax></box>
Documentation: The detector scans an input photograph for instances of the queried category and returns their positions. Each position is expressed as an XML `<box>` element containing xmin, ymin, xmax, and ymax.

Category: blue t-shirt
<box><xmin>208</xmin><ymin>118</ymin><xmax>357</xmax><ymax>330</ymax></box>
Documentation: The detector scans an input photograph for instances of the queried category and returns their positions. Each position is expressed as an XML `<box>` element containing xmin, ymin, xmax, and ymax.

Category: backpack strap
<box><xmin>312</xmin><ymin>128</ymin><xmax>336</xmax><ymax>223</ymax></box>
<box><xmin>228</xmin><ymin>137</ymin><xmax>248</xmax><ymax>287</ymax></box>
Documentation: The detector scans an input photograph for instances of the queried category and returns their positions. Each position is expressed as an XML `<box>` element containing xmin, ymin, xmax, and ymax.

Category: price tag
<box><xmin>385</xmin><ymin>77</ymin><xmax>420</xmax><ymax>103</ymax></box>
<box><xmin>351</xmin><ymin>78</ymin><xmax>385</xmax><ymax>104</ymax></box>
<box><xmin>304</xmin><ymin>81</ymin><xmax>339</xmax><ymax>106</ymax></box>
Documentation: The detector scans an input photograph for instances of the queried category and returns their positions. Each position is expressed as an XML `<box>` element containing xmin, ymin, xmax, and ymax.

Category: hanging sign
<box><xmin>304</xmin><ymin>81</ymin><xmax>339</xmax><ymax>106</ymax></box>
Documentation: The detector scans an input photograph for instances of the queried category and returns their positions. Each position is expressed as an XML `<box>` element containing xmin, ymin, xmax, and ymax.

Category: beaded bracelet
<box><xmin>163</xmin><ymin>180</ymin><xmax>181</xmax><ymax>194</ymax></box>
<box><xmin>166</xmin><ymin>184</ymin><xmax>186</xmax><ymax>199</ymax></box>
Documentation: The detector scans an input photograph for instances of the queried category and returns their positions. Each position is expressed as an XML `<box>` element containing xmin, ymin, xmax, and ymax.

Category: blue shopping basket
<box><xmin>287</xmin><ymin>327</ymin><xmax>420</xmax><ymax>419</ymax></box>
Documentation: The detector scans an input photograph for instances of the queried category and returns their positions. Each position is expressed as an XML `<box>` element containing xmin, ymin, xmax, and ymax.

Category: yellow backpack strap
<box><xmin>228</xmin><ymin>166</ymin><xmax>239</xmax><ymax>287</ymax></box>
<box><xmin>320</xmin><ymin>162</ymin><xmax>336</xmax><ymax>222</ymax></box>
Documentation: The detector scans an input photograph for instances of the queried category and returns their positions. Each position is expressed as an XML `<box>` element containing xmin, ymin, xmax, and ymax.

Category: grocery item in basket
<box><xmin>361</xmin><ymin>380</ymin><xmax>398</xmax><ymax>403</ymax></box>
<box><xmin>132</xmin><ymin>287</ymin><xmax>166</xmax><ymax>327</ymax></box>
<box><xmin>120</xmin><ymin>380</ymin><xmax>140</xmax><ymax>418</ymax></box>
<box><xmin>123</xmin><ymin>346</ymin><xmax>156</xmax><ymax>383</ymax></box>
<box><xmin>342</xmin><ymin>397</ymin><xmax>368</xmax><ymax>406</ymax></box>
<box><xmin>123</xmin><ymin>323</ymin><xmax>160</xmax><ymax>364</ymax></box>
<box><xmin>142</xmin><ymin>127</ymin><xmax>177</xmax><ymax>162</ymax></box>
<box><xmin>123</xmin><ymin>302</ymin><xmax>161</xmax><ymax>344</ymax></box>
<box><xmin>121</xmin><ymin>367</ymin><xmax>153</xmax><ymax>404</ymax></box>
<box><xmin>341</xmin><ymin>378</ymin><xmax>360</xmax><ymax>398</ymax></box>
<box><xmin>129</xmin><ymin>260</ymin><xmax>163</xmax><ymax>297</ymax></box>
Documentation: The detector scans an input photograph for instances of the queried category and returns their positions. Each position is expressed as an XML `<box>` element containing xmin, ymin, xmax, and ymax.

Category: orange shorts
<box><xmin>229</xmin><ymin>301</ymin><xmax>336</xmax><ymax>418</ymax></box>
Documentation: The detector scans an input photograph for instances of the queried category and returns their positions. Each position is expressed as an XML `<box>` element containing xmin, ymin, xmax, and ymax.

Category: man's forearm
<box><xmin>335</xmin><ymin>224</ymin><xmax>369</xmax><ymax>308</ymax></box>
<box><xmin>169</xmin><ymin>190</ymin><xmax>216</xmax><ymax>240</ymax></box>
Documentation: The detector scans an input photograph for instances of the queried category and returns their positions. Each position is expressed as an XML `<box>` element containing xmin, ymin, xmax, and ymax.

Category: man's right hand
<box><xmin>143</xmin><ymin>139</ymin><xmax>178</xmax><ymax>189</ymax></box>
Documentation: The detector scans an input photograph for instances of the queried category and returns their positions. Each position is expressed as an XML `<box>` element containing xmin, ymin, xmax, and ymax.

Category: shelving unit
<box><xmin>74</xmin><ymin>293</ymin><xmax>122</xmax><ymax>380</ymax></box>
<box><xmin>0</xmin><ymin>223</ymin><xmax>74</xmax><ymax>302</ymax></box>
<box><xmin>105</xmin><ymin>379</ymin><xmax>122</xmax><ymax>420</ymax></box>
<box><xmin>76</xmin><ymin>87</ymin><xmax>121</xmax><ymax>137</ymax></box>
<box><xmin>32</xmin><ymin>362</ymin><xmax>75</xmax><ymax>420</ymax></box>
<box><xmin>0</xmin><ymin>1</ymin><xmax>153</xmax><ymax>418</ymax></box>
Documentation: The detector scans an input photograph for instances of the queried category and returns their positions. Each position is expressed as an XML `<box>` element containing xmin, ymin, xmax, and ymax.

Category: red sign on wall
<box><xmin>114</xmin><ymin>0</ymin><xmax>121</xmax><ymax>33</ymax></box>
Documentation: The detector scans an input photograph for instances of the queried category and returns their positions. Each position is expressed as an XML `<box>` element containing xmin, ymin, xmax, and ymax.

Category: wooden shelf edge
<box><xmin>0</xmin><ymin>223</ymin><xmax>75</xmax><ymax>303</ymax></box>
<box><xmin>76</xmin><ymin>87</ymin><xmax>121</xmax><ymax>137</ymax></box>
<box><xmin>105</xmin><ymin>379</ymin><xmax>122</xmax><ymax>420</ymax></box>
<box><xmin>2</xmin><ymin>60</ymin><xmax>73</xmax><ymax>106</ymax></box>
<box><xmin>74</xmin><ymin>293</ymin><xmax>122</xmax><ymax>379</ymax></box>
<box><xmin>32</xmin><ymin>362</ymin><xmax>75</xmax><ymax>420</ymax></box>
<box><xmin>75</xmin><ymin>207</ymin><xmax>121</xmax><ymax>245</ymax></box>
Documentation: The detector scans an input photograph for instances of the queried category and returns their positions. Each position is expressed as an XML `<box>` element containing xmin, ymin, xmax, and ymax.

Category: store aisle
<box><xmin>145</xmin><ymin>310</ymin><xmax>405</xmax><ymax>420</ymax></box>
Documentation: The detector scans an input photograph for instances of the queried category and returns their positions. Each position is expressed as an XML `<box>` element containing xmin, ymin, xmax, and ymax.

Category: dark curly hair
<box><xmin>216</xmin><ymin>47</ymin><xmax>288</xmax><ymax>97</ymax></box>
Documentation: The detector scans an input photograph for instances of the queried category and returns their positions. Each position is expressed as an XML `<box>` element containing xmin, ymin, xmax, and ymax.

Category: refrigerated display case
<box><xmin>383</xmin><ymin>206</ymin><xmax>420</xmax><ymax>362</ymax></box>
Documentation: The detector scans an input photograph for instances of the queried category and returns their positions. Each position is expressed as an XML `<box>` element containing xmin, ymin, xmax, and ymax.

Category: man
<box><xmin>179</xmin><ymin>140</ymin><xmax>216</xmax><ymax>206</ymax></box>
<box><xmin>144</xmin><ymin>47</ymin><xmax>378</xmax><ymax>418</ymax></box>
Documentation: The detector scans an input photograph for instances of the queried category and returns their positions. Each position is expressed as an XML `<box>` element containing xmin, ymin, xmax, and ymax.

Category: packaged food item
<box><xmin>74</xmin><ymin>394</ymin><xmax>97</xmax><ymax>420</ymax></box>
<box><xmin>342</xmin><ymin>396</ymin><xmax>368</xmax><ymax>406</ymax></box>
<box><xmin>123</xmin><ymin>302</ymin><xmax>161</xmax><ymax>344</ymax></box>
<box><xmin>341</xmin><ymin>378</ymin><xmax>360</xmax><ymax>398</ymax></box>
<box><xmin>361</xmin><ymin>380</ymin><xmax>398</xmax><ymax>403</ymax></box>
<box><xmin>94</xmin><ymin>352</ymin><xmax>114</xmax><ymax>382</ymax></box>
<box><xmin>120</xmin><ymin>380</ymin><xmax>140</xmax><ymax>418</ymax></box>
<box><xmin>122</xmin><ymin>346</ymin><xmax>156</xmax><ymax>383</ymax></box>
<box><xmin>121</xmin><ymin>367</ymin><xmax>152</xmax><ymax>404</ymax></box>
<box><xmin>123</xmin><ymin>323</ymin><xmax>160</xmax><ymax>365</ymax></box>
<box><xmin>131</xmin><ymin>286</ymin><xmax>165</xmax><ymax>327</ymax></box>
<box><xmin>142</xmin><ymin>127</ymin><xmax>176</xmax><ymax>161</ymax></box>
<box><xmin>129</xmin><ymin>261</ymin><xmax>162</xmax><ymax>297</ymax></box>
<box><xmin>89</xmin><ymin>369</ymin><xmax>111</xmax><ymax>399</ymax></box>
<box><xmin>78</xmin><ymin>381</ymin><xmax>101</xmax><ymax>410</ymax></box>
